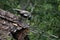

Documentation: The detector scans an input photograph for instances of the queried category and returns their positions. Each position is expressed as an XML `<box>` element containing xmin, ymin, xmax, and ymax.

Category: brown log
<box><xmin>0</xmin><ymin>9</ymin><xmax>29</xmax><ymax>28</ymax></box>
<box><xmin>0</xmin><ymin>9</ymin><xmax>20</xmax><ymax>22</ymax></box>
<box><xmin>0</xmin><ymin>9</ymin><xmax>30</xmax><ymax>40</ymax></box>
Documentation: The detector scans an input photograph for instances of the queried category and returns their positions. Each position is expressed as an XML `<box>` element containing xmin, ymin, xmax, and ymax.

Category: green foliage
<box><xmin>0</xmin><ymin>0</ymin><xmax>60</xmax><ymax>40</ymax></box>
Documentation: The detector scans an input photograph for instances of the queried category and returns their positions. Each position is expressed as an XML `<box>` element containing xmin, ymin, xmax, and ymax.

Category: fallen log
<box><xmin>0</xmin><ymin>9</ymin><xmax>30</xmax><ymax>40</ymax></box>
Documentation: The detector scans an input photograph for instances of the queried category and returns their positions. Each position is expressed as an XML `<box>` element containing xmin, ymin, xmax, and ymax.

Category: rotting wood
<box><xmin>0</xmin><ymin>9</ymin><xmax>30</xmax><ymax>40</ymax></box>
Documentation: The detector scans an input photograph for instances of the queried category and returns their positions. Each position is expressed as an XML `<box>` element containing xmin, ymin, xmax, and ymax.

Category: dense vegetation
<box><xmin>0</xmin><ymin>0</ymin><xmax>60</xmax><ymax>40</ymax></box>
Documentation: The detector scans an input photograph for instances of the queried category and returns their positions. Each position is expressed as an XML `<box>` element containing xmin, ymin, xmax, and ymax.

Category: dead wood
<box><xmin>0</xmin><ymin>9</ymin><xmax>30</xmax><ymax>40</ymax></box>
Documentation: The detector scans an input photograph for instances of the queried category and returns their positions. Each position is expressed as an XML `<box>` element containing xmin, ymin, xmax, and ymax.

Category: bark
<box><xmin>0</xmin><ymin>9</ymin><xmax>29</xmax><ymax>40</ymax></box>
